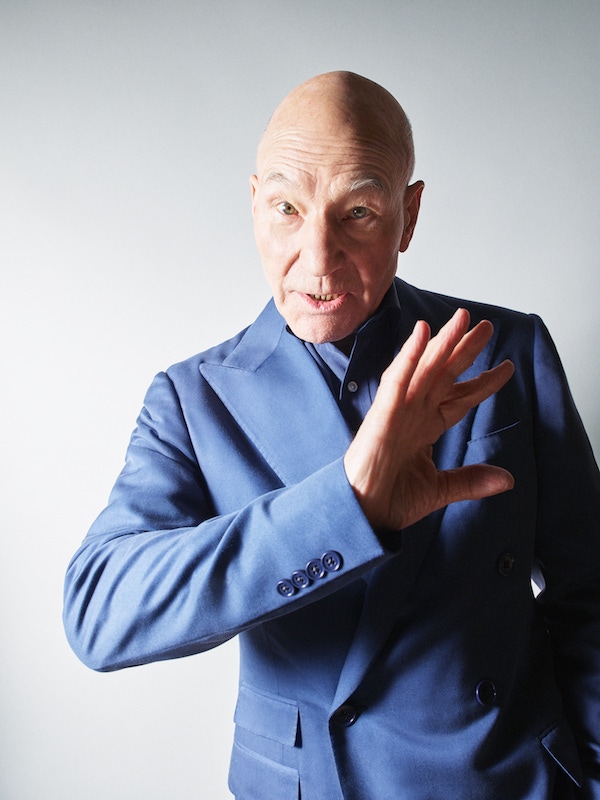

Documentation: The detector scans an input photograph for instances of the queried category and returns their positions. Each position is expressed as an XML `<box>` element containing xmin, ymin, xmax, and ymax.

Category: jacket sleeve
<box><xmin>531</xmin><ymin>315</ymin><xmax>600</xmax><ymax>792</ymax></box>
<box><xmin>63</xmin><ymin>370</ymin><xmax>389</xmax><ymax>672</ymax></box>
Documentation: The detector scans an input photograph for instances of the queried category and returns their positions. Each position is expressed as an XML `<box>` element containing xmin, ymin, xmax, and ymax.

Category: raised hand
<box><xmin>343</xmin><ymin>308</ymin><xmax>515</xmax><ymax>531</ymax></box>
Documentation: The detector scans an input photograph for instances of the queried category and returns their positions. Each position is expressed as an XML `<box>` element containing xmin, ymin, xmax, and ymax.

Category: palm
<box><xmin>344</xmin><ymin>309</ymin><xmax>515</xmax><ymax>532</ymax></box>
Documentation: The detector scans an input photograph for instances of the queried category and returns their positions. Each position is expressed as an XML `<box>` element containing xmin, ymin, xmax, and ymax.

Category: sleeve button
<box><xmin>322</xmin><ymin>550</ymin><xmax>343</xmax><ymax>572</ymax></box>
<box><xmin>276</xmin><ymin>579</ymin><xmax>296</xmax><ymax>597</ymax></box>
<box><xmin>306</xmin><ymin>559</ymin><xmax>327</xmax><ymax>579</ymax></box>
<box><xmin>291</xmin><ymin>570</ymin><xmax>311</xmax><ymax>589</ymax></box>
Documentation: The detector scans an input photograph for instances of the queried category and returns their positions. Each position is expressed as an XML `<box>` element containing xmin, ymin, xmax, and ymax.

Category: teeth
<box><xmin>312</xmin><ymin>294</ymin><xmax>340</xmax><ymax>301</ymax></box>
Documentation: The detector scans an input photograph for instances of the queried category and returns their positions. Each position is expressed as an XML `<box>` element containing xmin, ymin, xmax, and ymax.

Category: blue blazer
<box><xmin>64</xmin><ymin>278</ymin><xmax>600</xmax><ymax>799</ymax></box>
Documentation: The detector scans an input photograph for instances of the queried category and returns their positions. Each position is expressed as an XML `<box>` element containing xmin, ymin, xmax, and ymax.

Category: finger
<box><xmin>414</xmin><ymin>316</ymin><xmax>498</xmax><ymax>408</ymax></box>
<box><xmin>356</xmin><ymin>321</ymin><xmax>432</xmax><ymax>445</ymax></box>
<box><xmin>444</xmin><ymin>319</ymin><xmax>495</xmax><ymax>379</ymax></box>
<box><xmin>440</xmin><ymin>464</ymin><xmax>515</xmax><ymax>507</ymax></box>
<box><xmin>377</xmin><ymin>319</ymin><xmax>431</xmax><ymax>406</ymax></box>
<box><xmin>440</xmin><ymin>359</ymin><xmax>515</xmax><ymax>429</ymax></box>
<box><xmin>381</xmin><ymin>309</ymin><xmax>471</xmax><ymax>403</ymax></box>
<box><xmin>422</xmin><ymin>308</ymin><xmax>471</xmax><ymax>360</ymax></box>
<box><xmin>407</xmin><ymin>309</ymin><xmax>472</xmax><ymax>395</ymax></box>
<box><xmin>456</xmin><ymin>359</ymin><xmax>515</xmax><ymax>403</ymax></box>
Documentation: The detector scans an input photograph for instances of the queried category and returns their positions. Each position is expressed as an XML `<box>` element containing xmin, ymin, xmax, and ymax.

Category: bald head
<box><xmin>250</xmin><ymin>71</ymin><xmax>424</xmax><ymax>345</ymax></box>
<box><xmin>257</xmin><ymin>71</ymin><xmax>415</xmax><ymax>189</ymax></box>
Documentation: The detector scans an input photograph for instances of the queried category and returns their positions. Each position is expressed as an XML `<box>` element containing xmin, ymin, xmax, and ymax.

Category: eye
<box><xmin>350</xmin><ymin>206</ymin><xmax>369</xmax><ymax>219</ymax></box>
<box><xmin>277</xmin><ymin>201</ymin><xmax>297</xmax><ymax>216</ymax></box>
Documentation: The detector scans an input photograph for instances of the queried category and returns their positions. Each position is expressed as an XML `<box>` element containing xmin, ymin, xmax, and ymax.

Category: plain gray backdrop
<box><xmin>1</xmin><ymin>1</ymin><xmax>598</xmax><ymax>798</ymax></box>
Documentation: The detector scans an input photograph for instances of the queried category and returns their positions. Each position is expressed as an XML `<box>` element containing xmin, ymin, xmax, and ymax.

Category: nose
<box><xmin>299</xmin><ymin>215</ymin><xmax>343</xmax><ymax>277</ymax></box>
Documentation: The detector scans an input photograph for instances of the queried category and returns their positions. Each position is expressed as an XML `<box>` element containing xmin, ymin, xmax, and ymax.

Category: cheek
<box><xmin>256</xmin><ymin>238</ymin><xmax>290</xmax><ymax>297</ymax></box>
<box><xmin>356</xmin><ymin>246</ymin><xmax>399</xmax><ymax>290</ymax></box>
<box><xmin>256</xmin><ymin>224</ymin><xmax>295</xmax><ymax>274</ymax></box>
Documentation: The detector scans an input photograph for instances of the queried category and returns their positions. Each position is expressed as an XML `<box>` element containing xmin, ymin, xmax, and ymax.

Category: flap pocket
<box><xmin>540</xmin><ymin>722</ymin><xmax>583</xmax><ymax>788</ymax></box>
<box><xmin>465</xmin><ymin>420</ymin><xmax>522</xmax><ymax>464</ymax></box>
<box><xmin>229</xmin><ymin>740</ymin><xmax>299</xmax><ymax>799</ymax></box>
<box><xmin>234</xmin><ymin>683</ymin><xmax>299</xmax><ymax>746</ymax></box>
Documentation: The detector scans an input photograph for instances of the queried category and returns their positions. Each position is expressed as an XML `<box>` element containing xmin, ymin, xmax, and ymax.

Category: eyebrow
<box><xmin>347</xmin><ymin>176</ymin><xmax>386</xmax><ymax>193</ymax></box>
<box><xmin>262</xmin><ymin>172</ymin><xmax>387</xmax><ymax>194</ymax></box>
<box><xmin>263</xmin><ymin>171</ymin><xmax>294</xmax><ymax>186</ymax></box>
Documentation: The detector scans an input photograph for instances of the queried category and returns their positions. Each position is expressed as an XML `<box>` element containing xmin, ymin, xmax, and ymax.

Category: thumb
<box><xmin>441</xmin><ymin>465</ymin><xmax>514</xmax><ymax>506</ymax></box>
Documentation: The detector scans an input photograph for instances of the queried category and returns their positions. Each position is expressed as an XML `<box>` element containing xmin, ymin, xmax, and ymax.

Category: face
<box><xmin>251</xmin><ymin>124</ymin><xmax>423</xmax><ymax>345</ymax></box>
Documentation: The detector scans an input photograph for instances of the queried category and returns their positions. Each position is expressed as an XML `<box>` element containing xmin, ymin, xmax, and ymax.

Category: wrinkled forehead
<box><xmin>256</xmin><ymin>125</ymin><xmax>405</xmax><ymax>200</ymax></box>
<box><xmin>257</xmin><ymin>78</ymin><xmax>413</xmax><ymax>187</ymax></box>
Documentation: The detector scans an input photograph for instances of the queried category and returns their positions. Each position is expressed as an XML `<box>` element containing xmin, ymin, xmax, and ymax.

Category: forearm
<box><xmin>63</xmin><ymin>458</ymin><xmax>389</xmax><ymax>671</ymax></box>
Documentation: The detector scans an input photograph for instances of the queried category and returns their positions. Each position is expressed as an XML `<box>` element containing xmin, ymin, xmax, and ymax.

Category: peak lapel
<box><xmin>199</xmin><ymin>302</ymin><xmax>353</xmax><ymax>487</ymax></box>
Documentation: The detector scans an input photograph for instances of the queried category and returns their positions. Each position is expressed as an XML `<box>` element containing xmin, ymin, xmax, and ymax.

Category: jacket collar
<box><xmin>199</xmin><ymin>299</ymin><xmax>354</xmax><ymax>487</ymax></box>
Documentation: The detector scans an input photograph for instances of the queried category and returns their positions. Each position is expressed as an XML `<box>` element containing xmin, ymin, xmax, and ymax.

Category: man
<box><xmin>64</xmin><ymin>72</ymin><xmax>600</xmax><ymax>798</ymax></box>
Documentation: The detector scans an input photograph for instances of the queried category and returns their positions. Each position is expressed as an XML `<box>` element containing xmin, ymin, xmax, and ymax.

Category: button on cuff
<box><xmin>291</xmin><ymin>570</ymin><xmax>311</xmax><ymax>589</ymax></box>
<box><xmin>322</xmin><ymin>550</ymin><xmax>343</xmax><ymax>572</ymax></box>
<box><xmin>306</xmin><ymin>559</ymin><xmax>327</xmax><ymax>579</ymax></box>
<box><xmin>276</xmin><ymin>579</ymin><xmax>296</xmax><ymax>598</ymax></box>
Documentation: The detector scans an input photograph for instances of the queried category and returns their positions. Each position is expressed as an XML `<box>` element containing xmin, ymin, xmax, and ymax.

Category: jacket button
<box><xmin>291</xmin><ymin>570</ymin><xmax>310</xmax><ymax>589</ymax></box>
<box><xmin>276</xmin><ymin>579</ymin><xmax>296</xmax><ymax>597</ymax></box>
<box><xmin>475</xmin><ymin>679</ymin><xmax>497</xmax><ymax>706</ymax></box>
<box><xmin>331</xmin><ymin>704</ymin><xmax>359</xmax><ymax>727</ymax></box>
<box><xmin>322</xmin><ymin>550</ymin><xmax>343</xmax><ymax>572</ymax></box>
<box><xmin>306</xmin><ymin>559</ymin><xmax>327</xmax><ymax>579</ymax></box>
<box><xmin>497</xmin><ymin>552</ymin><xmax>515</xmax><ymax>576</ymax></box>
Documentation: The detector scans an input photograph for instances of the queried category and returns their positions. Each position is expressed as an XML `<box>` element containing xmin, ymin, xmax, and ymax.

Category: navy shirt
<box><xmin>302</xmin><ymin>285</ymin><xmax>404</xmax><ymax>433</ymax></box>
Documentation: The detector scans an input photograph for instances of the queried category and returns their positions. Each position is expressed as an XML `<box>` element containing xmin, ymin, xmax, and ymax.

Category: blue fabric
<box><xmin>304</xmin><ymin>283</ymin><xmax>402</xmax><ymax>432</ymax></box>
<box><xmin>63</xmin><ymin>278</ymin><xmax>600</xmax><ymax>799</ymax></box>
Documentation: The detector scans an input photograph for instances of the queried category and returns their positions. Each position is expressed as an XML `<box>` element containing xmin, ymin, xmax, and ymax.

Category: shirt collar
<box><xmin>307</xmin><ymin>283</ymin><xmax>401</xmax><ymax>368</ymax></box>
<box><xmin>285</xmin><ymin>282</ymin><xmax>401</xmax><ymax>349</ymax></box>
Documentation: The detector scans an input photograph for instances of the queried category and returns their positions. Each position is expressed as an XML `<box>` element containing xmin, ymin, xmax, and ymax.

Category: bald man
<box><xmin>64</xmin><ymin>73</ymin><xmax>600</xmax><ymax>799</ymax></box>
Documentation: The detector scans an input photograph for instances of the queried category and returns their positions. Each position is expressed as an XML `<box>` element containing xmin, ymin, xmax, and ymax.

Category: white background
<box><xmin>1</xmin><ymin>2</ymin><xmax>598</xmax><ymax>798</ymax></box>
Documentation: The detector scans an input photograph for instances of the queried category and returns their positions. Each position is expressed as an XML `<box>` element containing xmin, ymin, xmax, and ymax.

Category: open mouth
<box><xmin>310</xmin><ymin>294</ymin><xmax>341</xmax><ymax>302</ymax></box>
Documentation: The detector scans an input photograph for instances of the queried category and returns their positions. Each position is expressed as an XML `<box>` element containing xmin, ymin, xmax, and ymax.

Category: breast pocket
<box><xmin>464</xmin><ymin>420</ymin><xmax>523</xmax><ymax>465</ymax></box>
<box><xmin>228</xmin><ymin>683</ymin><xmax>300</xmax><ymax>800</ymax></box>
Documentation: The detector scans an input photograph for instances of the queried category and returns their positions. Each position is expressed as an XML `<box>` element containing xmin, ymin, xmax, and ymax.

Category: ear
<box><xmin>250</xmin><ymin>174</ymin><xmax>259</xmax><ymax>215</ymax></box>
<box><xmin>399</xmin><ymin>180</ymin><xmax>424</xmax><ymax>253</ymax></box>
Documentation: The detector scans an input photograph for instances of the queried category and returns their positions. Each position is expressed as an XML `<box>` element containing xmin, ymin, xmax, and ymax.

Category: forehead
<box><xmin>257</xmin><ymin>126</ymin><xmax>403</xmax><ymax>196</ymax></box>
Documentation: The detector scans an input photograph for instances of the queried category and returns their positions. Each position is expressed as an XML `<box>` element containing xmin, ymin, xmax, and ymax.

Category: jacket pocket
<box><xmin>233</xmin><ymin>682</ymin><xmax>299</xmax><ymax>745</ymax></box>
<box><xmin>465</xmin><ymin>420</ymin><xmax>522</xmax><ymax>464</ymax></box>
<box><xmin>539</xmin><ymin>722</ymin><xmax>584</xmax><ymax>788</ymax></box>
<box><xmin>229</xmin><ymin>741</ymin><xmax>299</xmax><ymax>799</ymax></box>
<box><xmin>229</xmin><ymin>683</ymin><xmax>300</xmax><ymax>799</ymax></box>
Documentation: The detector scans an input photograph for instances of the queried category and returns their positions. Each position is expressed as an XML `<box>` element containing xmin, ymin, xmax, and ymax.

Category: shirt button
<box><xmin>347</xmin><ymin>380</ymin><xmax>359</xmax><ymax>393</ymax></box>
<box><xmin>331</xmin><ymin>704</ymin><xmax>359</xmax><ymax>727</ymax></box>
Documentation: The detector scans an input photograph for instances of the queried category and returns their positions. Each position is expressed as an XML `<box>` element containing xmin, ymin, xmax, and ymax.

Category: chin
<box><xmin>293</xmin><ymin>321</ymin><xmax>357</xmax><ymax>345</ymax></box>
